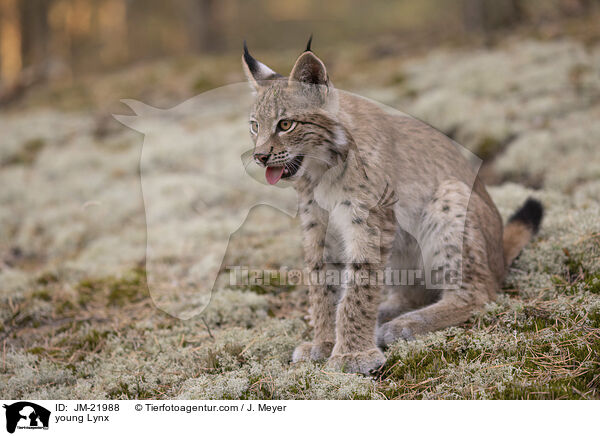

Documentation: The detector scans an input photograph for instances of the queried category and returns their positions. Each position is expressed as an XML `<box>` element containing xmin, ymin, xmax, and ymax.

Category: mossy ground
<box><xmin>2</xmin><ymin>236</ymin><xmax>599</xmax><ymax>400</ymax></box>
<box><xmin>2</xmin><ymin>31</ymin><xmax>600</xmax><ymax>399</ymax></box>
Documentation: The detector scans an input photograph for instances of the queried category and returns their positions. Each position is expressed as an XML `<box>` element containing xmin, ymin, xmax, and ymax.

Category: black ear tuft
<box><xmin>305</xmin><ymin>34</ymin><xmax>313</xmax><ymax>52</ymax></box>
<box><xmin>243</xmin><ymin>40</ymin><xmax>259</xmax><ymax>75</ymax></box>
<box><xmin>242</xmin><ymin>40</ymin><xmax>281</xmax><ymax>90</ymax></box>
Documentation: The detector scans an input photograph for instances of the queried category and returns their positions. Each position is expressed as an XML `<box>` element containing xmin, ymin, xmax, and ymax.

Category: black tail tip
<box><xmin>509</xmin><ymin>197</ymin><xmax>544</xmax><ymax>234</ymax></box>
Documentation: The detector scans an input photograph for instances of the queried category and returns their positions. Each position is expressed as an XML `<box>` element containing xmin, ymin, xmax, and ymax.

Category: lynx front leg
<box><xmin>327</xmin><ymin>206</ymin><xmax>396</xmax><ymax>375</ymax></box>
<box><xmin>292</xmin><ymin>197</ymin><xmax>338</xmax><ymax>362</ymax></box>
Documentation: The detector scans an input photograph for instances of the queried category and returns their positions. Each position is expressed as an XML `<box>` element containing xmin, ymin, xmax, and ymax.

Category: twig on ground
<box><xmin>201</xmin><ymin>317</ymin><xmax>214</xmax><ymax>340</ymax></box>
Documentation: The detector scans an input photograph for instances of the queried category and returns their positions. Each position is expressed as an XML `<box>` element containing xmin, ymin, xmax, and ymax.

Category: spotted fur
<box><xmin>242</xmin><ymin>42</ymin><xmax>543</xmax><ymax>375</ymax></box>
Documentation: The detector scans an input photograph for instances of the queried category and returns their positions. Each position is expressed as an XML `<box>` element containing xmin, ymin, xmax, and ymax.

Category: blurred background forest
<box><xmin>1</xmin><ymin>0</ymin><xmax>600</xmax><ymax>108</ymax></box>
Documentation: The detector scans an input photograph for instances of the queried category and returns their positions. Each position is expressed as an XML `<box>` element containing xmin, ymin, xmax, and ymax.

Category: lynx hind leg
<box><xmin>377</xmin><ymin>180</ymin><xmax>498</xmax><ymax>347</ymax></box>
<box><xmin>377</xmin><ymin>290</ymin><xmax>408</xmax><ymax>325</ymax></box>
<box><xmin>376</xmin><ymin>273</ymin><xmax>496</xmax><ymax>347</ymax></box>
<box><xmin>377</xmin><ymin>284</ymin><xmax>443</xmax><ymax>325</ymax></box>
<box><xmin>377</xmin><ymin>231</ymin><xmax>440</xmax><ymax>325</ymax></box>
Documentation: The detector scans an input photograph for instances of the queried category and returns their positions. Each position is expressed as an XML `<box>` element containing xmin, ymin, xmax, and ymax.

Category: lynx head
<box><xmin>242</xmin><ymin>37</ymin><xmax>345</xmax><ymax>186</ymax></box>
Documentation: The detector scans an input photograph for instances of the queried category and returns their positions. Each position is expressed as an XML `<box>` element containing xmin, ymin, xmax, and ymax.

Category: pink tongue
<box><xmin>265</xmin><ymin>166</ymin><xmax>285</xmax><ymax>185</ymax></box>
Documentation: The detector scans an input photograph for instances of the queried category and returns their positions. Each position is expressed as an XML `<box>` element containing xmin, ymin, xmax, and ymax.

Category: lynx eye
<box><xmin>277</xmin><ymin>119</ymin><xmax>296</xmax><ymax>132</ymax></box>
<box><xmin>249</xmin><ymin>120</ymin><xmax>259</xmax><ymax>135</ymax></box>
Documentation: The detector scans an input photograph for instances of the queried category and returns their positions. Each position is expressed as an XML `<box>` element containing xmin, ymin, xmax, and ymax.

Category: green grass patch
<box><xmin>4</xmin><ymin>138</ymin><xmax>46</xmax><ymax>166</ymax></box>
<box><xmin>75</xmin><ymin>267</ymin><xmax>148</xmax><ymax>307</ymax></box>
<box><xmin>242</xmin><ymin>270</ymin><xmax>296</xmax><ymax>295</ymax></box>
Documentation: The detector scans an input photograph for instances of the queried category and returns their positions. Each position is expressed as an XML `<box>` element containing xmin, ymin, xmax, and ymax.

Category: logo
<box><xmin>114</xmin><ymin>81</ymin><xmax>482</xmax><ymax>320</ymax></box>
<box><xmin>2</xmin><ymin>402</ymin><xmax>50</xmax><ymax>434</ymax></box>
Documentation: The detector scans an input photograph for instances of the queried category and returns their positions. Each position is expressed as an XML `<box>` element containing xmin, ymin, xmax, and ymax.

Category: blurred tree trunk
<box><xmin>19</xmin><ymin>0</ymin><xmax>50</xmax><ymax>70</ymax></box>
<box><xmin>187</xmin><ymin>0</ymin><xmax>223</xmax><ymax>53</ymax></box>
<box><xmin>0</xmin><ymin>0</ymin><xmax>22</xmax><ymax>84</ymax></box>
<box><xmin>97</xmin><ymin>0</ymin><xmax>129</xmax><ymax>65</ymax></box>
<box><xmin>462</xmin><ymin>0</ymin><xmax>524</xmax><ymax>36</ymax></box>
<box><xmin>559</xmin><ymin>0</ymin><xmax>596</xmax><ymax>16</ymax></box>
<box><xmin>0</xmin><ymin>0</ymin><xmax>50</xmax><ymax>105</ymax></box>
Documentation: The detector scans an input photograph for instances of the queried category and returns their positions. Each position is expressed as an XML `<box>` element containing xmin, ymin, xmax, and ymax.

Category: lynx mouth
<box><xmin>265</xmin><ymin>155</ymin><xmax>304</xmax><ymax>185</ymax></box>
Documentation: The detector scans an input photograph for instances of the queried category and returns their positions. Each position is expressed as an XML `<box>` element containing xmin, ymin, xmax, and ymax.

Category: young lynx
<box><xmin>242</xmin><ymin>39</ymin><xmax>543</xmax><ymax>375</ymax></box>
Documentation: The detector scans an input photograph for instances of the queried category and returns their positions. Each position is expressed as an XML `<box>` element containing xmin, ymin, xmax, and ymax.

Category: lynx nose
<box><xmin>254</xmin><ymin>152</ymin><xmax>270</xmax><ymax>165</ymax></box>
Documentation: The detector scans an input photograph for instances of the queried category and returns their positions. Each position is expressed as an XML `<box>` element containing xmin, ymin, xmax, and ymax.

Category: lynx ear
<box><xmin>289</xmin><ymin>51</ymin><xmax>329</xmax><ymax>87</ymax></box>
<box><xmin>242</xmin><ymin>41</ymin><xmax>280</xmax><ymax>91</ymax></box>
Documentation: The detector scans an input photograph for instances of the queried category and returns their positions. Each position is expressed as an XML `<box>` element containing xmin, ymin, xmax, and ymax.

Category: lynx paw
<box><xmin>326</xmin><ymin>348</ymin><xmax>386</xmax><ymax>375</ymax></box>
<box><xmin>291</xmin><ymin>342</ymin><xmax>334</xmax><ymax>362</ymax></box>
<box><xmin>377</xmin><ymin>317</ymin><xmax>421</xmax><ymax>347</ymax></box>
